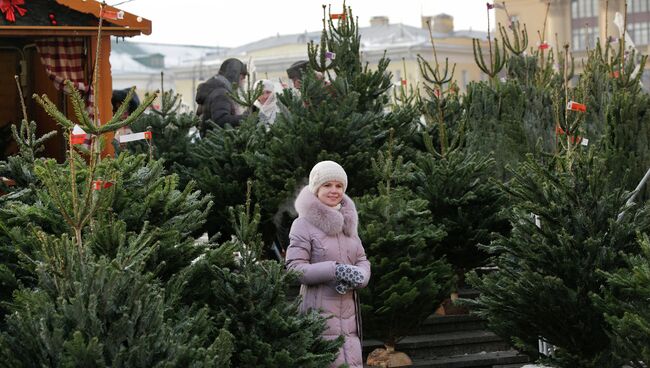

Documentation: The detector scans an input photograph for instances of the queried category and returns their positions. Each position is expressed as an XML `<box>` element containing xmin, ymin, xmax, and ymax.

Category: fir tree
<box><xmin>0</xmin><ymin>231</ymin><xmax>233</xmax><ymax>368</ymax></box>
<box><xmin>464</xmin><ymin>21</ymin><xmax>571</xmax><ymax>180</ymax></box>
<box><xmin>414</xmin><ymin>147</ymin><xmax>508</xmax><ymax>275</ymax></box>
<box><xmin>413</xmin><ymin>40</ymin><xmax>508</xmax><ymax>275</ymax></box>
<box><xmin>463</xmin><ymin>78</ymin><xmax>557</xmax><ymax>180</ymax></box>
<box><xmin>467</xmin><ymin>153</ymin><xmax>650</xmax><ymax>367</ymax></box>
<box><xmin>115</xmin><ymin>88</ymin><xmax>201</xmax><ymax>171</ymax></box>
<box><xmin>0</xmin><ymin>81</ymin><xmax>57</xmax><ymax>325</ymax></box>
<box><xmin>0</xmin><ymin>76</ymin><xmax>230</xmax><ymax>365</ymax></box>
<box><xmin>357</xmin><ymin>142</ymin><xmax>454</xmax><ymax>347</ymax></box>
<box><xmin>0</xmin><ymin>77</ymin><xmax>57</xmax><ymax>195</ymax></box>
<box><xmin>308</xmin><ymin>4</ymin><xmax>392</xmax><ymax>114</ymax></box>
<box><xmin>183</xmin><ymin>119</ymin><xmax>263</xmax><ymax>240</ymax></box>
<box><xmin>594</xmin><ymin>234</ymin><xmax>650</xmax><ymax>367</ymax></box>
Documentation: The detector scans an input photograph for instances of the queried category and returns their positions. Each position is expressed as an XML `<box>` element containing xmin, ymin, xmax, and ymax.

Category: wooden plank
<box><xmin>0</xmin><ymin>26</ymin><xmax>143</xmax><ymax>37</ymax></box>
<box><xmin>0</xmin><ymin>51</ymin><xmax>19</xmax><ymax>128</ymax></box>
<box><xmin>55</xmin><ymin>0</ymin><xmax>151</xmax><ymax>35</ymax></box>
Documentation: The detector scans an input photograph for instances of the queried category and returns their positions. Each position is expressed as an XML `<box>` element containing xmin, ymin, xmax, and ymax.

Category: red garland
<box><xmin>0</xmin><ymin>0</ymin><xmax>27</xmax><ymax>23</ymax></box>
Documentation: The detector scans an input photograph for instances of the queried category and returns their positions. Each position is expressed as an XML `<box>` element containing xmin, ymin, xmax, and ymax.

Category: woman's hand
<box><xmin>335</xmin><ymin>264</ymin><xmax>365</xmax><ymax>294</ymax></box>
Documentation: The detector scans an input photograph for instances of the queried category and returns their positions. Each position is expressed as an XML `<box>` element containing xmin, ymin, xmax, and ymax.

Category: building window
<box><xmin>630</xmin><ymin>22</ymin><xmax>650</xmax><ymax>45</ymax></box>
<box><xmin>571</xmin><ymin>0</ymin><xmax>598</xmax><ymax>19</ymax></box>
<box><xmin>630</xmin><ymin>0</ymin><xmax>648</xmax><ymax>13</ymax></box>
<box><xmin>572</xmin><ymin>26</ymin><xmax>599</xmax><ymax>50</ymax></box>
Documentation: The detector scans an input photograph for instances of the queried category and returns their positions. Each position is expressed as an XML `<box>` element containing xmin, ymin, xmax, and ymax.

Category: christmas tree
<box><xmin>357</xmin><ymin>141</ymin><xmax>454</xmax><ymax>347</ymax></box>
<box><xmin>414</xmin><ymin>148</ymin><xmax>508</xmax><ymax>276</ymax></box>
<box><xmin>594</xmin><ymin>234</ymin><xmax>650</xmax><ymax>367</ymax></box>
<box><xmin>182</xmin><ymin>119</ymin><xmax>263</xmax><ymax>240</ymax></box>
<box><xmin>464</xmin><ymin>18</ymin><xmax>572</xmax><ymax>180</ymax></box>
<box><xmin>467</xmin><ymin>152</ymin><xmax>650</xmax><ymax>367</ymax></box>
<box><xmin>115</xmin><ymin>86</ymin><xmax>200</xmax><ymax>172</ymax></box>
<box><xmin>413</xmin><ymin>35</ymin><xmax>509</xmax><ymax>276</ymax></box>
<box><xmin>0</xmin><ymin>231</ymin><xmax>234</xmax><ymax>367</ymax></box>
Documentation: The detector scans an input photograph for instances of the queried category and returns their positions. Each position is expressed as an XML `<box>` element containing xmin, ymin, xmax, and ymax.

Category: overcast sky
<box><xmin>115</xmin><ymin>0</ymin><xmax>495</xmax><ymax>48</ymax></box>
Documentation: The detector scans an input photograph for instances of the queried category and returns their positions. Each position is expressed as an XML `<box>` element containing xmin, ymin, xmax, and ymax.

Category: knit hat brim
<box><xmin>308</xmin><ymin>161</ymin><xmax>348</xmax><ymax>193</ymax></box>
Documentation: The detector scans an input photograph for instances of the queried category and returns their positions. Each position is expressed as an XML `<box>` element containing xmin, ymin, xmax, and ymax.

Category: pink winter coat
<box><xmin>286</xmin><ymin>187</ymin><xmax>371</xmax><ymax>368</ymax></box>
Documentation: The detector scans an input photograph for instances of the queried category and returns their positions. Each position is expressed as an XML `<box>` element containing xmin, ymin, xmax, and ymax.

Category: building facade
<box><xmin>111</xmin><ymin>14</ymin><xmax>488</xmax><ymax>110</ymax></box>
<box><xmin>495</xmin><ymin>0</ymin><xmax>650</xmax><ymax>54</ymax></box>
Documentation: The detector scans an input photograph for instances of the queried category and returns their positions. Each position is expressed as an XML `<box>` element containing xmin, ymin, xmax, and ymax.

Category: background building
<box><xmin>110</xmin><ymin>14</ymin><xmax>488</xmax><ymax>110</ymax></box>
<box><xmin>495</xmin><ymin>0</ymin><xmax>650</xmax><ymax>57</ymax></box>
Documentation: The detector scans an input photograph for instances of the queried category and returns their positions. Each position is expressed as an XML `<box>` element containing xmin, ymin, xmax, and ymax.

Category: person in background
<box><xmin>286</xmin><ymin>60</ymin><xmax>309</xmax><ymax>89</ymax></box>
<box><xmin>253</xmin><ymin>79</ymin><xmax>283</xmax><ymax>128</ymax></box>
<box><xmin>112</xmin><ymin>88</ymin><xmax>141</xmax><ymax>119</ymax></box>
<box><xmin>285</xmin><ymin>161</ymin><xmax>370</xmax><ymax>368</ymax></box>
<box><xmin>195</xmin><ymin>58</ymin><xmax>248</xmax><ymax>134</ymax></box>
<box><xmin>111</xmin><ymin>87</ymin><xmax>140</xmax><ymax>142</ymax></box>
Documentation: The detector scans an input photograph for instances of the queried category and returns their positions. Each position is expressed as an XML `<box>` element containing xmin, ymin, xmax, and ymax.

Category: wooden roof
<box><xmin>0</xmin><ymin>0</ymin><xmax>151</xmax><ymax>37</ymax></box>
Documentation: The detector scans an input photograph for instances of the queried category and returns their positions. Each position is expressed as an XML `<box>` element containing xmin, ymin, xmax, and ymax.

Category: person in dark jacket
<box><xmin>195</xmin><ymin>58</ymin><xmax>248</xmax><ymax>133</ymax></box>
<box><xmin>286</xmin><ymin>60</ymin><xmax>309</xmax><ymax>89</ymax></box>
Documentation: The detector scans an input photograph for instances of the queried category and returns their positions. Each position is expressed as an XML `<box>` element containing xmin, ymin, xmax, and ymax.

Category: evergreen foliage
<box><xmin>0</xmin><ymin>121</ymin><xmax>56</xmax><ymax>192</ymax></box>
<box><xmin>116</xmin><ymin>89</ymin><xmax>200</xmax><ymax>171</ymax></box>
<box><xmin>0</xmin><ymin>233</ymin><xmax>233</xmax><ymax>368</ymax></box>
<box><xmin>467</xmin><ymin>153</ymin><xmax>650</xmax><ymax>367</ymax></box>
<box><xmin>413</xmin><ymin>42</ymin><xmax>508</xmax><ymax>274</ymax></box>
<box><xmin>34</xmin><ymin>83</ymin><xmax>155</xmax><ymax>142</ymax></box>
<box><xmin>0</xmin><ymin>119</ymin><xmax>56</xmax><ymax>324</ymax></box>
<box><xmin>308</xmin><ymin>5</ymin><xmax>392</xmax><ymax>113</ymax></box>
<box><xmin>594</xmin><ymin>235</ymin><xmax>650</xmax><ymax>367</ymax></box>
<box><xmin>183</xmin><ymin>120</ymin><xmax>262</xmax><ymax>240</ymax></box>
<box><xmin>357</xmin><ymin>144</ymin><xmax>454</xmax><ymax>346</ymax></box>
<box><xmin>175</xmin><ymin>196</ymin><xmax>342</xmax><ymax>367</ymax></box>
<box><xmin>1</xmin><ymin>152</ymin><xmax>213</xmax><ymax>283</ymax></box>
<box><xmin>590</xmin><ymin>45</ymin><xmax>650</xmax><ymax>197</ymax></box>
<box><xmin>463</xmin><ymin>79</ymin><xmax>556</xmax><ymax>180</ymax></box>
<box><xmin>414</xmin><ymin>149</ymin><xmax>508</xmax><ymax>273</ymax></box>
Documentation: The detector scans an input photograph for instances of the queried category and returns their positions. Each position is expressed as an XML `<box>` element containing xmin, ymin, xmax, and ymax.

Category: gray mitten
<box><xmin>335</xmin><ymin>263</ymin><xmax>364</xmax><ymax>289</ymax></box>
<box><xmin>335</xmin><ymin>280</ymin><xmax>351</xmax><ymax>295</ymax></box>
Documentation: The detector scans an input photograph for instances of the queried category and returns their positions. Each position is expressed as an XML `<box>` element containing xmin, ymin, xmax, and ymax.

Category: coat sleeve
<box><xmin>354</xmin><ymin>237</ymin><xmax>371</xmax><ymax>289</ymax></box>
<box><xmin>286</xmin><ymin>220</ymin><xmax>336</xmax><ymax>285</ymax></box>
<box><xmin>208</xmin><ymin>93</ymin><xmax>244</xmax><ymax>127</ymax></box>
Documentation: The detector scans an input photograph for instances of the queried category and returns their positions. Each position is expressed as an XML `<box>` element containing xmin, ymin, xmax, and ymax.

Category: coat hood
<box><xmin>219</xmin><ymin>58</ymin><xmax>248</xmax><ymax>84</ymax></box>
<box><xmin>294</xmin><ymin>186</ymin><xmax>358</xmax><ymax>237</ymax></box>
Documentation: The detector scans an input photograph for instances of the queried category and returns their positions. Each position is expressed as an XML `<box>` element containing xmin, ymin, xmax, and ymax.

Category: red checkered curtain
<box><xmin>35</xmin><ymin>37</ymin><xmax>95</xmax><ymax>118</ymax></box>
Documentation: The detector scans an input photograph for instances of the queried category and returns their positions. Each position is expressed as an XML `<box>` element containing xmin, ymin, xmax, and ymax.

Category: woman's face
<box><xmin>258</xmin><ymin>89</ymin><xmax>273</xmax><ymax>104</ymax></box>
<box><xmin>316</xmin><ymin>181</ymin><xmax>345</xmax><ymax>207</ymax></box>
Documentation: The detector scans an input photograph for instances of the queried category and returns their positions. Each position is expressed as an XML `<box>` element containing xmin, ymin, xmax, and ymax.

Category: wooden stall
<box><xmin>0</xmin><ymin>0</ymin><xmax>151</xmax><ymax>160</ymax></box>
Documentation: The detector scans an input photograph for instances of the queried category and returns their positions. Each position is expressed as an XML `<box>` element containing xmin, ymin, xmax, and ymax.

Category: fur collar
<box><xmin>294</xmin><ymin>186</ymin><xmax>358</xmax><ymax>236</ymax></box>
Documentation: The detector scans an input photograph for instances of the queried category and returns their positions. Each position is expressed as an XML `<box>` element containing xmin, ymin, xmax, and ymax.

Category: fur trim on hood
<box><xmin>294</xmin><ymin>186</ymin><xmax>358</xmax><ymax>237</ymax></box>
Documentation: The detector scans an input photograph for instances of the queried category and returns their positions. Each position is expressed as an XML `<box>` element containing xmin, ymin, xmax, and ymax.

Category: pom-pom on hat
<box><xmin>308</xmin><ymin>161</ymin><xmax>348</xmax><ymax>194</ymax></box>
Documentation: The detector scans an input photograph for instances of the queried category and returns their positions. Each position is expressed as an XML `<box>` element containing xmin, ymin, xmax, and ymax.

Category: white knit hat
<box><xmin>308</xmin><ymin>161</ymin><xmax>348</xmax><ymax>194</ymax></box>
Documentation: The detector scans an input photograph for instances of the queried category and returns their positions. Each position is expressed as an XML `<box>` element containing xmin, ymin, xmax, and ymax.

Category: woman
<box><xmin>286</xmin><ymin>161</ymin><xmax>371</xmax><ymax>368</ymax></box>
<box><xmin>253</xmin><ymin>79</ymin><xmax>281</xmax><ymax>128</ymax></box>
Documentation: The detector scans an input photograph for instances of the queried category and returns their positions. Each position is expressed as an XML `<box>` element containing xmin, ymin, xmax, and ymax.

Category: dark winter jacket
<box><xmin>195</xmin><ymin>58</ymin><xmax>247</xmax><ymax>132</ymax></box>
<box><xmin>286</xmin><ymin>187</ymin><xmax>371</xmax><ymax>368</ymax></box>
